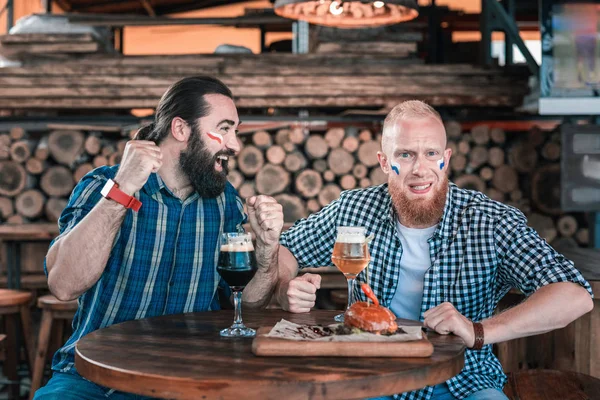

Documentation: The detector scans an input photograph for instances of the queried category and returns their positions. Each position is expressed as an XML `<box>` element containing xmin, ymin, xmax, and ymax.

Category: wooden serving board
<box><xmin>252</xmin><ymin>327</ymin><xmax>434</xmax><ymax>357</ymax></box>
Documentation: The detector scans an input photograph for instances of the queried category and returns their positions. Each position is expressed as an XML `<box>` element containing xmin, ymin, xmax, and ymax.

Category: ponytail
<box><xmin>134</xmin><ymin>122</ymin><xmax>156</xmax><ymax>141</ymax></box>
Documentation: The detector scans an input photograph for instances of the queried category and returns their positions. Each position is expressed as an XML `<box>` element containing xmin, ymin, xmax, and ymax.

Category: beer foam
<box><xmin>221</xmin><ymin>243</ymin><xmax>255</xmax><ymax>252</ymax></box>
<box><xmin>335</xmin><ymin>233</ymin><xmax>366</xmax><ymax>243</ymax></box>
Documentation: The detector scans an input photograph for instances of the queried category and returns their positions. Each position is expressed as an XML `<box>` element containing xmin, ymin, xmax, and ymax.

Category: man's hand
<box><xmin>114</xmin><ymin>140</ymin><xmax>162</xmax><ymax>195</ymax></box>
<box><xmin>284</xmin><ymin>273</ymin><xmax>321</xmax><ymax>313</ymax></box>
<box><xmin>246</xmin><ymin>195</ymin><xmax>283</xmax><ymax>247</ymax></box>
<box><xmin>423</xmin><ymin>302</ymin><xmax>476</xmax><ymax>347</ymax></box>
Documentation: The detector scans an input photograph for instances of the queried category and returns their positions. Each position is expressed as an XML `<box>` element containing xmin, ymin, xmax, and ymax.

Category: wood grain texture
<box><xmin>503</xmin><ymin>370</ymin><xmax>600</xmax><ymax>400</ymax></box>
<box><xmin>76</xmin><ymin>310</ymin><xmax>465</xmax><ymax>400</ymax></box>
<box><xmin>252</xmin><ymin>327</ymin><xmax>434</xmax><ymax>358</ymax></box>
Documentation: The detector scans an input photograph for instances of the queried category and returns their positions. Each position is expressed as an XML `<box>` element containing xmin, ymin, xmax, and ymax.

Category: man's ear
<box><xmin>171</xmin><ymin>117</ymin><xmax>190</xmax><ymax>143</ymax></box>
<box><xmin>377</xmin><ymin>151</ymin><xmax>390</xmax><ymax>174</ymax></box>
<box><xmin>443</xmin><ymin>147</ymin><xmax>452</xmax><ymax>173</ymax></box>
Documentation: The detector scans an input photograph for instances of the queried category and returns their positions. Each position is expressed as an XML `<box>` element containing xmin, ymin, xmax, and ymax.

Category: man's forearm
<box><xmin>481</xmin><ymin>282</ymin><xmax>593</xmax><ymax>345</ymax></box>
<box><xmin>47</xmin><ymin>198</ymin><xmax>127</xmax><ymax>301</ymax></box>
<box><xmin>242</xmin><ymin>242</ymin><xmax>279</xmax><ymax>309</ymax></box>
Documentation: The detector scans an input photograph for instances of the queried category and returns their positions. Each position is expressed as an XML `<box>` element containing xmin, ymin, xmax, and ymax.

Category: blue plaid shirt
<box><xmin>45</xmin><ymin>166</ymin><xmax>245</xmax><ymax>374</ymax></box>
<box><xmin>279</xmin><ymin>183</ymin><xmax>593</xmax><ymax>400</ymax></box>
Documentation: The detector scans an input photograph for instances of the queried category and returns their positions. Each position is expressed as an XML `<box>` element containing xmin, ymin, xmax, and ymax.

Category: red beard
<box><xmin>388</xmin><ymin>176</ymin><xmax>448</xmax><ymax>227</ymax></box>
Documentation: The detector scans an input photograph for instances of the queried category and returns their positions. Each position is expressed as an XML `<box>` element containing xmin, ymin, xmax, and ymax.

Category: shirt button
<box><xmin>169</xmin><ymin>281</ymin><xmax>174</xmax><ymax>287</ymax></box>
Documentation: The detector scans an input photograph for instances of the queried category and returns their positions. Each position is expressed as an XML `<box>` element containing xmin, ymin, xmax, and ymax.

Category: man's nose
<box><xmin>412</xmin><ymin>158</ymin><xmax>425</xmax><ymax>175</ymax></box>
<box><xmin>226</xmin><ymin>134</ymin><xmax>240</xmax><ymax>153</ymax></box>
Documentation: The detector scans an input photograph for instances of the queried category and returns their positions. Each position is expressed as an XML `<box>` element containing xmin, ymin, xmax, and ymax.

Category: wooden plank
<box><xmin>0</xmin><ymin>74</ymin><xmax>524</xmax><ymax>88</ymax></box>
<box><xmin>1</xmin><ymin>56</ymin><xmax>524</xmax><ymax>76</ymax></box>
<box><xmin>0</xmin><ymin>83</ymin><xmax>526</xmax><ymax>98</ymax></box>
<box><xmin>39</xmin><ymin>54</ymin><xmax>225</xmax><ymax>66</ymax></box>
<box><xmin>46</xmin><ymin>123</ymin><xmax>123</xmax><ymax>132</ymax></box>
<box><xmin>0</xmin><ymin>65</ymin><xmax>218</xmax><ymax>77</ymax></box>
<box><xmin>315</xmin><ymin>41</ymin><xmax>417</xmax><ymax>55</ymax></box>
<box><xmin>0</xmin><ymin>223</ymin><xmax>59</xmax><ymax>240</ymax></box>
<box><xmin>0</xmin><ymin>33</ymin><xmax>96</xmax><ymax>44</ymax></box>
<box><xmin>0</xmin><ymin>75</ymin><xmax>182</xmax><ymax>87</ymax></box>
<box><xmin>0</xmin><ymin>94</ymin><xmax>522</xmax><ymax>109</ymax></box>
<box><xmin>252</xmin><ymin>327</ymin><xmax>434</xmax><ymax>357</ymax></box>
<box><xmin>1</xmin><ymin>42</ymin><xmax>100</xmax><ymax>54</ymax></box>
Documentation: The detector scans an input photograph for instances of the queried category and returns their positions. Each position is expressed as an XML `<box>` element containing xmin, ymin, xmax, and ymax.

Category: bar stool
<box><xmin>0</xmin><ymin>289</ymin><xmax>34</xmax><ymax>400</ymax></box>
<box><xmin>28</xmin><ymin>295</ymin><xmax>77</xmax><ymax>399</ymax></box>
<box><xmin>504</xmin><ymin>369</ymin><xmax>600</xmax><ymax>400</ymax></box>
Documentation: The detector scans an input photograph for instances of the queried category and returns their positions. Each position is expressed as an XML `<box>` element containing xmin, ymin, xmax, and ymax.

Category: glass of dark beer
<box><xmin>217</xmin><ymin>232</ymin><xmax>257</xmax><ymax>338</ymax></box>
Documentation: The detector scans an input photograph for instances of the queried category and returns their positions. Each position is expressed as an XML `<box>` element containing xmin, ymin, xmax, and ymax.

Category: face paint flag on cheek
<box><xmin>437</xmin><ymin>157</ymin><xmax>445</xmax><ymax>171</ymax></box>
<box><xmin>206</xmin><ymin>131</ymin><xmax>223</xmax><ymax>145</ymax></box>
<box><xmin>391</xmin><ymin>161</ymin><xmax>401</xmax><ymax>175</ymax></box>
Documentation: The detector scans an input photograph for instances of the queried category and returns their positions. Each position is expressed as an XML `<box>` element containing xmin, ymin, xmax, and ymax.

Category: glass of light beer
<box><xmin>331</xmin><ymin>226</ymin><xmax>370</xmax><ymax>322</ymax></box>
<box><xmin>217</xmin><ymin>232</ymin><xmax>257</xmax><ymax>337</ymax></box>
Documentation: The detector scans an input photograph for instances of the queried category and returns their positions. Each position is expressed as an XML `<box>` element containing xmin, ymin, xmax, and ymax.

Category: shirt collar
<box><xmin>142</xmin><ymin>172</ymin><xmax>165</xmax><ymax>196</ymax></box>
<box><xmin>381</xmin><ymin>182</ymin><xmax>458</xmax><ymax>241</ymax></box>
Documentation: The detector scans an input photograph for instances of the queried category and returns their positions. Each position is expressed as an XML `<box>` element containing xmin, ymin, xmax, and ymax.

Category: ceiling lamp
<box><xmin>273</xmin><ymin>0</ymin><xmax>419</xmax><ymax>28</ymax></box>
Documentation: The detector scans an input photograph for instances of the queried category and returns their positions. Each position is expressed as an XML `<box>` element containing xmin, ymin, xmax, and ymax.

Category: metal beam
<box><xmin>6</xmin><ymin>0</ymin><xmax>13</xmax><ymax>32</ymax></box>
<box><xmin>139</xmin><ymin>0</ymin><xmax>156</xmax><ymax>17</ymax></box>
<box><xmin>503</xmin><ymin>0</ymin><xmax>514</xmax><ymax>66</ymax></box>
<box><xmin>482</xmin><ymin>0</ymin><xmax>538</xmax><ymax>76</ymax></box>
<box><xmin>66</xmin><ymin>13</ymin><xmax>289</xmax><ymax>27</ymax></box>
<box><xmin>595</xmin><ymin>214</ymin><xmax>600</xmax><ymax>249</ymax></box>
<box><xmin>43</xmin><ymin>0</ymin><xmax>53</xmax><ymax>13</ymax></box>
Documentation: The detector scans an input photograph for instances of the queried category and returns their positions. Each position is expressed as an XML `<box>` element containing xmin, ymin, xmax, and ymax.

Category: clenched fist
<box><xmin>423</xmin><ymin>302</ymin><xmax>476</xmax><ymax>348</ymax></box>
<box><xmin>246</xmin><ymin>195</ymin><xmax>283</xmax><ymax>247</ymax></box>
<box><xmin>114</xmin><ymin>140</ymin><xmax>163</xmax><ymax>195</ymax></box>
<box><xmin>284</xmin><ymin>273</ymin><xmax>321</xmax><ymax>313</ymax></box>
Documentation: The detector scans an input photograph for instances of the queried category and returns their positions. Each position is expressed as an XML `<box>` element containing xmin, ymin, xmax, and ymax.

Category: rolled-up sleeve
<box><xmin>279</xmin><ymin>197</ymin><xmax>340</xmax><ymax>269</ymax></box>
<box><xmin>43</xmin><ymin>168</ymin><xmax>109</xmax><ymax>275</ymax></box>
<box><xmin>495</xmin><ymin>208</ymin><xmax>593</xmax><ymax>298</ymax></box>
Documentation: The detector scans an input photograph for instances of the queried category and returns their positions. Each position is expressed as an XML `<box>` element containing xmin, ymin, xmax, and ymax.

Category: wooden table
<box><xmin>76</xmin><ymin>310</ymin><xmax>465</xmax><ymax>400</ymax></box>
<box><xmin>0</xmin><ymin>224</ymin><xmax>58</xmax><ymax>289</ymax></box>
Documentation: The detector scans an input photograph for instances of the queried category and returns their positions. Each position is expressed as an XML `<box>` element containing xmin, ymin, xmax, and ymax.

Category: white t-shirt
<box><xmin>389</xmin><ymin>221</ymin><xmax>437</xmax><ymax>321</ymax></box>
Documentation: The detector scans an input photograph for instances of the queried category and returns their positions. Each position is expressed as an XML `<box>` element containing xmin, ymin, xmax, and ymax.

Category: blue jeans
<box><xmin>368</xmin><ymin>383</ymin><xmax>509</xmax><ymax>400</ymax></box>
<box><xmin>33</xmin><ymin>372</ymin><xmax>158</xmax><ymax>400</ymax></box>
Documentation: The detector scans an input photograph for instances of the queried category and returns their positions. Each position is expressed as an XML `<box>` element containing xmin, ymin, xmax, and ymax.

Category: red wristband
<box><xmin>101</xmin><ymin>179</ymin><xmax>142</xmax><ymax>212</ymax></box>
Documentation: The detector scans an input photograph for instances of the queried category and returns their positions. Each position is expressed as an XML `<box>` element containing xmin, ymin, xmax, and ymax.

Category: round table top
<box><xmin>76</xmin><ymin>309</ymin><xmax>465</xmax><ymax>400</ymax></box>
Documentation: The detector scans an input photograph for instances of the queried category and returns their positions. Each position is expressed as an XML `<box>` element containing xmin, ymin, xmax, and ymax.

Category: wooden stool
<box><xmin>0</xmin><ymin>289</ymin><xmax>34</xmax><ymax>400</ymax></box>
<box><xmin>29</xmin><ymin>295</ymin><xmax>77</xmax><ymax>399</ymax></box>
<box><xmin>504</xmin><ymin>369</ymin><xmax>600</xmax><ymax>400</ymax></box>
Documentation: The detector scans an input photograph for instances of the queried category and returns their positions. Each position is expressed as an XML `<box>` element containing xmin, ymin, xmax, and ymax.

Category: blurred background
<box><xmin>0</xmin><ymin>0</ymin><xmax>598</xmax><ymax>398</ymax></box>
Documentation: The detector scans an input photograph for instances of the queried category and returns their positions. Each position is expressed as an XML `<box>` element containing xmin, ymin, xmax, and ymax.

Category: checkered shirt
<box><xmin>279</xmin><ymin>183</ymin><xmax>593</xmax><ymax>400</ymax></box>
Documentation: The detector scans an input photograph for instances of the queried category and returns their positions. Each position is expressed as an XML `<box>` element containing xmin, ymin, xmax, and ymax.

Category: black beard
<box><xmin>179</xmin><ymin>127</ymin><xmax>231</xmax><ymax>198</ymax></box>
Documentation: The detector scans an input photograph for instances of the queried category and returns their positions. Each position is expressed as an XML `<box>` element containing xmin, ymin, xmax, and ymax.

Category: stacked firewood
<box><xmin>229</xmin><ymin>125</ymin><xmax>385</xmax><ymax>223</ymax></box>
<box><xmin>0</xmin><ymin>122</ymin><xmax>589</xmax><ymax>248</ymax></box>
<box><xmin>443</xmin><ymin>122</ymin><xmax>588</xmax><ymax>248</ymax></box>
<box><xmin>0</xmin><ymin>126</ymin><xmax>128</xmax><ymax>224</ymax></box>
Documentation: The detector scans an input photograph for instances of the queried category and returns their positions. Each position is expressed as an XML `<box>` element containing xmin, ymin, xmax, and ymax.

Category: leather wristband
<box><xmin>101</xmin><ymin>179</ymin><xmax>142</xmax><ymax>212</ymax></box>
<box><xmin>470</xmin><ymin>322</ymin><xmax>485</xmax><ymax>350</ymax></box>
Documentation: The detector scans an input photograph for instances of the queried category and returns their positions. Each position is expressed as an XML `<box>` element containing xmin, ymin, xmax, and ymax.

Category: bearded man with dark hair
<box><xmin>35</xmin><ymin>76</ymin><xmax>283</xmax><ymax>399</ymax></box>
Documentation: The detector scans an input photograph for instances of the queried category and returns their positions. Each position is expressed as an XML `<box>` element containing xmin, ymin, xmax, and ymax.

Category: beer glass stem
<box><xmin>233</xmin><ymin>290</ymin><xmax>244</xmax><ymax>326</ymax></box>
<box><xmin>346</xmin><ymin>277</ymin><xmax>355</xmax><ymax>311</ymax></box>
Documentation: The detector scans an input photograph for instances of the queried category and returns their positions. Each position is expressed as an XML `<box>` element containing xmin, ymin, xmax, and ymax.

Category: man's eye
<box><xmin>400</xmin><ymin>153</ymin><xmax>410</xmax><ymax>159</ymax></box>
<box><xmin>427</xmin><ymin>151</ymin><xmax>437</xmax><ymax>157</ymax></box>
